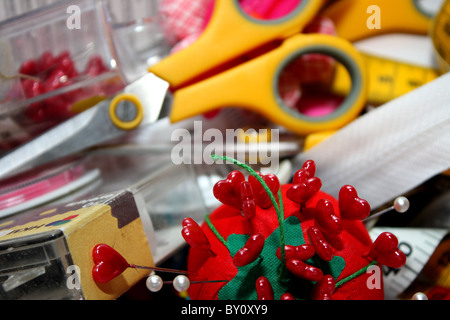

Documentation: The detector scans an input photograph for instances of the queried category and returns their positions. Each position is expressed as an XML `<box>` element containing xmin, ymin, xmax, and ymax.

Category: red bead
<box><xmin>213</xmin><ymin>171</ymin><xmax>245</xmax><ymax>209</ymax></box>
<box><xmin>255</xmin><ymin>276</ymin><xmax>274</xmax><ymax>300</ymax></box>
<box><xmin>286</xmin><ymin>259</ymin><xmax>324</xmax><ymax>282</ymax></box>
<box><xmin>307</xmin><ymin>226</ymin><xmax>334</xmax><ymax>261</ymax></box>
<box><xmin>19</xmin><ymin>59</ymin><xmax>38</xmax><ymax>75</ymax></box>
<box><xmin>311</xmin><ymin>275</ymin><xmax>335</xmax><ymax>300</ymax></box>
<box><xmin>367</xmin><ymin>232</ymin><xmax>406</xmax><ymax>269</ymax></box>
<box><xmin>286</xmin><ymin>177</ymin><xmax>322</xmax><ymax>205</ymax></box>
<box><xmin>315</xmin><ymin>199</ymin><xmax>343</xmax><ymax>235</ymax></box>
<box><xmin>233</xmin><ymin>233</ymin><xmax>265</xmax><ymax>267</ymax></box>
<box><xmin>38</xmin><ymin>51</ymin><xmax>55</xmax><ymax>73</ymax></box>
<box><xmin>84</xmin><ymin>55</ymin><xmax>109</xmax><ymax>76</ymax></box>
<box><xmin>181</xmin><ymin>218</ymin><xmax>210</xmax><ymax>251</ymax></box>
<box><xmin>248</xmin><ymin>172</ymin><xmax>280</xmax><ymax>209</ymax></box>
<box><xmin>92</xmin><ymin>244</ymin><xmax>130</xmax><ymax>283</ymax></box>
<box><xmin>240</xmin><ymin>181</ymin><xmax>256</xmax><ymax>219</ymax></box>
<box><xmin>338</xmin><ymin>185</ymin><xmax>371</xmax><ymax>220</ymax></box>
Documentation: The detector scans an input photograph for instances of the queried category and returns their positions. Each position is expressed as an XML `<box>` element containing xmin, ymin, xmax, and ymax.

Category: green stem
<box><xmin>211</xmin><ymin>155</ymin><xmax>287</xmax><ymax>279</ymax></box>
<box><xmin>205</xmin><ymin>215</ymin><xmax>227</xmax><ymax>248</ymax></box>
<box><xmin>335</xmin><ymin>261</ymin><xmax>378</xmax><ymax>288</ymax></box>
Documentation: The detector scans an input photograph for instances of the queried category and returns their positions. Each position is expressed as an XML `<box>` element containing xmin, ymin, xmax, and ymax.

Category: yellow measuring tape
<box><xmin>331</xmin><ymin>54</ymin><xmax>440</xmax><ymax>106</ymax></box>
<box><xmin>326</xmin><ymin>0</ymin><xmax>449</xmax><ymax>106</ymax></box>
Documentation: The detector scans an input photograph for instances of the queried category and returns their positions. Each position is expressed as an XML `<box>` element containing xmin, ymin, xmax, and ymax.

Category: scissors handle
<box><xmin>170</xmin><ymin>33</ymin><xmax>367</xmax><ymax>136</ymax></box>
<box><xmin>323</xmin><ymin>0</ymin><xmax>432</xmax><ymax>42</ymax></box>
<box><xmin>149</xmin><ymin>0</ymin><xmax>322</xmax><ymax>89</ymax></box>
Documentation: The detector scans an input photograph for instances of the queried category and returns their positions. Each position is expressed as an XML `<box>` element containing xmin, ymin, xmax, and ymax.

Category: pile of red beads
<box><xmin>16</xmin><ymin>51</ymin><xmax>122</xmax><ymax>123</ymax></box>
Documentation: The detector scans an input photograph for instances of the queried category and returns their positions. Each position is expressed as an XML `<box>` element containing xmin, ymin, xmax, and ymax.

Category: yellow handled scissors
<box><xmin>0</xmin><ymin>0</ymin><xmax>368</xmax><ymax>179</ymax></box>
<box><xmin>149</xmin><ymin>0</ymin><xmax>368</xmax><ymax>136</ymax></box>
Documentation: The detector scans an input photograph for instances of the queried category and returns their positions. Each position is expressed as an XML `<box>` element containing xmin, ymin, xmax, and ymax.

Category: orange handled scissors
<box><xmin>149</xmin><ymin>0</ymin><xmax>368</xmax><ymax>136</ymax></box>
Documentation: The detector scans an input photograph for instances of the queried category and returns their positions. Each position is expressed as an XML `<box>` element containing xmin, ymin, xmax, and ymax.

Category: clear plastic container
<box><xmin>0</xmin><ymin>0</ymin><xmax>171</xmax><ymax>153</ymax></box>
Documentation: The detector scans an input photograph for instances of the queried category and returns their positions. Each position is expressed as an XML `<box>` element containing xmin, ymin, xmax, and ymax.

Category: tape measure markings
<box><xmin>330</xmin><ymin>52</ymin><xmax>439</xmax><ymax>106</ymax></box>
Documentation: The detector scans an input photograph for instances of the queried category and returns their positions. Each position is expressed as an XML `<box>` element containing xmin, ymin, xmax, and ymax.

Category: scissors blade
<box><xmin>0</xmin><ymin>73</ymin><xmax>170</xmax><ymax>180</ymax></box>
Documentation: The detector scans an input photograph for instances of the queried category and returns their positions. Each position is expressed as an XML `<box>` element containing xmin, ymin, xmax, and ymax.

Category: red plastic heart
<box><xmin>248</xmin><ymin>172</ymin><xmax>280</xmax><ymax>209</ymax></box>
<box><xmin>301</xmin><ymin>160</ymin><xmax>316</xmax><ymax>177</ymax></box>
<box><xmin>311</xmin><ymin>275</ymin><xmax>336</xmax><ymax>300</ymax></box>
<box><xmin>182</xmin><ymin>218</ymin><xmax>211</xmax><ymax>251</ymax></box>
<box><xmin>240</xmin><ymin>181</ymin><xmax>256</xmax><ymax>219</ymax></box>
<box><xmin>367</xmin><ymin>232</ymin><xmax>406</xmax><ymax>269</ymax></box>
<box><xmin>315</xmin><ymin>199</ymin><xmax>343</xmax><ymax>235</ymax></box>
<box><xmin>338</xmin><ymin>185</ymin><xmax>371</xmax><ymax>220</ymax></box>
<box><xmin>286</xmin><ymin>177</ymin><xmax>322</xmax><ymax>205</ymax></box>
<box><xmin>292</xmin><ymin>160</ymin><xmax>316</xmax><ymax>184</ymax></box>
<box><xmin>233</xmin><ymin>233</ymin><xmax>265</xmax><ymax>267</ymax></box>
<box><xmin>276</xmin><ymin>244</ymin><xmax>315</xmax><ymax>261</ymax></box>
<box><xmin>307</xmin><ymin>226</ymin><xmax>334</xmax><ymax>262</ymax></box>
<box><xmin>92</xmin><ymin>244</ymin><xmax>130</xmax><ymax>283</ymax></box>
<box><xmin>213</xmin><ymin>171</ymin><xmax>245</xmax><ymax>209</ymax></box>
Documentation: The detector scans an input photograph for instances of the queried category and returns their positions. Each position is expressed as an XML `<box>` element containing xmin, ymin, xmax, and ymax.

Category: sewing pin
<box><xmin>362</xmin><ymin>196</ymin><xmax>410</xmax><ymax>222</ymax></box>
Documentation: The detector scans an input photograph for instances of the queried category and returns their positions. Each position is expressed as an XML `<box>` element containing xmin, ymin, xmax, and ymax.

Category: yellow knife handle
<box><xmin>323</xmin><ymin>0</ymin><xmax>432</xmax><ymax>42</ymax></box>
<box><xmin>148</xmin><ymin>0</ymin><xmax>322</xmax><ymax>89</ymax></box>
<box><xmin>170</xmin><ymin>33</ymin><xmax>367</xmax><ymax>136</ymax></box>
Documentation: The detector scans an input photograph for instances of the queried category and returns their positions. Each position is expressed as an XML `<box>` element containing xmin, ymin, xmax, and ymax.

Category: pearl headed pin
<box><xmin>362</xmin><ymin>196</ymin><xmax>410</xmax><ymax>222</ymax></box>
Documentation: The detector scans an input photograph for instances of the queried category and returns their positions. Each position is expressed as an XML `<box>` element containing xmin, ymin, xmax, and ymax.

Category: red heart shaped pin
<box><xmin>248</xmin><ymin>172</ymin><xmax>280</xmax><ymax>209</ymax></box>
<box><xmin>367</xmin><ymin>232</ymin><xmax>406</xmax><ymax>269</ymax></box>
<box><xmin>233</xmin><ymin>233</ymin><xmax>265</xmax><ymax>267</ymax></box>
<box><xmin>338</xmin><ymin>185</ymin><xmax>371</xmax><ymax>220</ymax></box>
<box><xmin>182</xmin><ymin>218</ymin><xmax>211</xmax><ymax>251</ymax></box>
<box><xmin>213</xmin><ymin>171</ymin><xmax>245</xmax><ymax>209</ymax></box>
<box><xmin>240</xmin><ymin>181</ymin><xmax>256</xmax><ymax>219</ymax></box>
<box><xmin>92</xmin><ymin>244</ymin><xmax>130</xmax><ymax>283</ymax></box>
<box><xmin>315</xmin><ymin>199</ymin><xmax>343</xmax><ymax>236</ymax></box>
<box><xmin>301</xmin><ymin>160</ymin><xmax>316</xmax><ymax>178</ymax></box>
<box><xmin>286</xmin><ymin>177</ymin><xmax>322</xmax><ymax>205</ymax></box>
<box><xmin>276</xmin><ymin>244</ymin><xmax>315</xmax><ymax>261</ymax></box>
<box><xmin>292</xmin><ymin>160</ymin><xmax>316</xmax><ymax>184</ymax></box>
<box><xmin>307</xmin><ymin>226</ymin><xmax>334</xmax><ymax>262</ymax></box>
<box><xmin>311</xmin><ymin>275</ymin><xmax>336</xmax><ymax>300</ymax></box>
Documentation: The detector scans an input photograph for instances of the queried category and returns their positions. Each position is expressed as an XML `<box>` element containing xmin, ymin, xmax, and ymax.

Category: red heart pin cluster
<box><xmin>213</xmin><ymin>170</ymin><xmax>280</xmax><ymax>218</ymax></box>
<box><xmin>184</xmin><ymin>158</ymin><xmax>398</xmax><ymax>300</ymax></box>
<box><xmin>366</xmin><ymin>232</ymin><xmax>406</xmax><ymax>269</ymax></box>
<box><xmin>92</xmin><ymin>244</ymin><xmax>130</xmax><ymax>284</ymax></box>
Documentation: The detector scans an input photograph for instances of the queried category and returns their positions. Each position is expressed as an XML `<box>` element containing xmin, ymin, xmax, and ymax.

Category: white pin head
<box><xmin>146</xmin><ymin>274</ymin><xmax>163</xmax><ymax>292</ymax></box>
<box><xmin>173</xmin><ymin>275</ymin><xmax>191</xmax><ymax>293</ymax></box>
<box><xmin>412</xmin><ymin>292</ymin><xmax>428</xmax><ymax>300</ymax></box>
<box><xmin>393</xmin><ymin>196</ymin><xmax>410</xmax><ymax>213</ymax></box>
